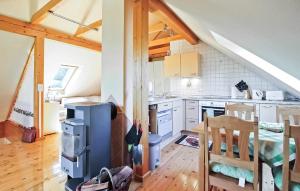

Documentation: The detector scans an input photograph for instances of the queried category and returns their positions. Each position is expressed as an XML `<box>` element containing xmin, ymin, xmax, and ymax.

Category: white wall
<box><xmin>8</xmin><ymin>39</ymin><xmax>101</xmax><ymax>127</ymax></box>
<box><xmin>44</xmin><ymin>39</ymin><xmax>101</xmax><ymax>98</ymax></box>
<box><xmin>9</xmin><ymin>52</ymin><xmax>34</xmax><ymax>127</ymax></box>
<box><xmin>150</xmin><ymin>40</ymin><xmax>284</xmax><ymax>97</ymax></box>
<box><xmin>0</xmin><ymin>31</ymin><xmax>34</xmax><ymax>122</ymax></box>
<box><xmin>101</xmin><ymin>0</ymin><xmax>125</xmax><ymax>106</ymax></box>
<box><xmin>164</xmin><ymin>0</ymin><xmax>300</xmax><ymax>95</ymax></box>
<box><xmin>169</xmin><ymin>40</ymin><xmax>282</xmax><ymax>97</ymax></box>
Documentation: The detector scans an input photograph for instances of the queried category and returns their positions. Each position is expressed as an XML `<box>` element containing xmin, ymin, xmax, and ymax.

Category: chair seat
<box><xmin>210</xmin><ymin>162</ymin><xmax>254</xmax><ymax>183</ymax></box>
<box><xmin>273</xmin><ymin>167</ymin><xmax>300</xmax><ymax>191</ymax></box>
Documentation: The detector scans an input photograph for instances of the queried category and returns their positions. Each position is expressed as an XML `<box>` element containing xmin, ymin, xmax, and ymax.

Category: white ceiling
<box><xmin>164</xmin><ymin>0</ymin><xmax>300</xmax><ymax>96</ymax></box>
<box><xmin>0</xmin><ymin>0</ymin><xmax>102</xmax><ymax>42</ymax></box>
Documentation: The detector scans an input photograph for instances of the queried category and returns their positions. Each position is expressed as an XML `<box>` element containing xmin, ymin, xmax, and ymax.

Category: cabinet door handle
<box><xmin>173</xmin><ymin>109</ymin><xmax>177</xmax><ymax>112</ymax></box>
<box><xmin>262</xmin><ymin>105</ymin><xmax>273</xmax><ymax>108</ymax></box>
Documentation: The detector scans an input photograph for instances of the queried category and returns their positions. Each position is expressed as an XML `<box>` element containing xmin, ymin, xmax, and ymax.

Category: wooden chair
<box><xmin>275</xmin><ymin>106</ymin><xmax>300</xmax><ymax>191</ymax></box>
<box><xmin>204</xmin><ymin>114</ymin><xmax>259</xmax><ymax>191</ymax></box>
<box><xmin>225</xmin><ymin>103</ymin><xmax>255</xmax><ymax>121</ymax></box>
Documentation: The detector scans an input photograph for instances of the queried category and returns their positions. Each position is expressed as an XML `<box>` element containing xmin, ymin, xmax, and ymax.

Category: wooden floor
<box><xmin>0</xmin><ymin>133</ymin><xmax>66</xmax><ymax>191</ymax></box>
<box><xmin>136</xmin><ymin>140</ymin><xmax>199</xmax><ymax>191</ymax></box>
<box><xmin>0</xmin><ymin>132</ymin><xmax>199</xmax><ymax>191</ymax></box>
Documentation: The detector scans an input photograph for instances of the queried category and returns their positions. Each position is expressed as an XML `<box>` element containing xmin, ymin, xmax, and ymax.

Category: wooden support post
<box><xmin>34</xmin><ymin>37</ymin><xmax>44</xmax><ymax>139</ymax></box>
<box><xmin>133</xmin><ymin>0</ymin><xmax>150</xmax><ymax>180</ymax></box>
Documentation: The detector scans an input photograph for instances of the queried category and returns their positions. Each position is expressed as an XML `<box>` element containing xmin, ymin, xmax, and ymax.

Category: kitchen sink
<box><xmin>165</xmin><ymin>95</ymin><xmax>178</xmax><ymax>99</ymax></box>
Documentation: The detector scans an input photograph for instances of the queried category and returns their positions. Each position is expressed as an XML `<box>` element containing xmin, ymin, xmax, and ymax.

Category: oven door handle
<box><xmin>202</xmin><ymin>107</ymin><xmax>225</xmax><ymax>111</ymax></box>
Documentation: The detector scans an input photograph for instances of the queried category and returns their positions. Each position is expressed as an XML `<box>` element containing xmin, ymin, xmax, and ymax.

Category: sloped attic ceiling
<box><xmin>0</xmin><ymin>31</ymin><xmax>34</xmax><ymax>122</ymax></box>
<box><xmin>163</xmin><ymin>0</ymin><xmax>300</xmax><ymax>96</ymax></box>
<box><xmin>0</xmin><ymin>0</ymin><xmax>102</xmax><ymax>42</ymax></box>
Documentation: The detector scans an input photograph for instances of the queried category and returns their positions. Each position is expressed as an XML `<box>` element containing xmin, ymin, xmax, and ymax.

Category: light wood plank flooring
<box><xmin>0</xmin><ymin>133</ymin><xmax>66</xmax><ymax>191</ymax></box>
<box><xmin>136</xmin><ymin>141</ymin><xmax>199</xmax><ymax>191</ymax></box>
<box><xmin>0</xmin><ymin>133</ymin><xmax>199</xmax><ymax>191</ymax></box>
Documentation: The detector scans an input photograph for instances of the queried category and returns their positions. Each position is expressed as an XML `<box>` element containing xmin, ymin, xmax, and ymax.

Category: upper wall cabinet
<box><xmin>164</xmin><ymin>54</ymin><xmax>181</xmax><ymax>77</ymax></box>
<box><xmin>180</xmin><ymin>52</ymin><xmax>201</xmax><ymax>77</ymax></box>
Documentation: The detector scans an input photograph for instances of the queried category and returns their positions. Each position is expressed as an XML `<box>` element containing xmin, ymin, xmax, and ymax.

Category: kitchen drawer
<box><xmin>186</xmin><ymin>99</ymin><xmax>199</xmax><ymax>107</ymax></box>
<box><xmin>186</xmin><ymin>105</ymin><xmax>199</xmax><ymax>119</ymax></box>
<box><xmin>61</xmin><ymin>155</ymin><xmax>84</xmax><ymax>178</ymax></box>
<box><xmin>186</xmin><ymin>118</ymin><xmax>199</xmax><ymax>130</ymax></box>
<box><xmin>157</xmin><ymin>102</ymin><xmax>173</xmax><ymax>112</ymax></box>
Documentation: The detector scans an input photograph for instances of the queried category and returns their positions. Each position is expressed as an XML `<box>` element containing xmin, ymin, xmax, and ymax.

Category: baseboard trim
<box><xmin>134</xmin><ymin>170</ymin><xmax>151</xmax><ymax>182</ymax></box>
<box><xmin>4</xmin><ymin>120</ymin><xmax>25</xmax><ymax>142</ymax></box>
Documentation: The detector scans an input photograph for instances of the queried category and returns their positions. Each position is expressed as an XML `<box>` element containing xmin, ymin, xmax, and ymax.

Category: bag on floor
<box><xmin>76</xmin><ymin>166</ymin><xmax>133</xmax><ymax>191</ymax></box>
<box><xmin>22</xmin><ymin>127</ymin><xmax>36</xmax><ymax>143</ymax></box>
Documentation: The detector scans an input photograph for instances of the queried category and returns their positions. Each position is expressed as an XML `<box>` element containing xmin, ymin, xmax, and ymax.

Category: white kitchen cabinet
<box><xmin>164</xmin><ymin>54</ymin><xmax>181</xmax><ymax>77</ymax></box>
<box><xmin>172</xmin><ymin>100</ymin><xmax>184</xmax><ymax>136</ymax></box>
<box><xmin>180</xmin><ymin>52</ymin><xmax>201</xmax><ymax>77</ymax></box>
<box><xmin>259</xmin><ymin>104</ymin><xmax>277</xmax><ymax>123</ymax></box>
<box><xmin>185</xmin><ymin>100</ymin><xmax>199</xmax><ymax>131</ymax></box>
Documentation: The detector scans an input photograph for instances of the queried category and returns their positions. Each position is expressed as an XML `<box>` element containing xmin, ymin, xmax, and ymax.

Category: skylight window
<box><xmin>49</xmin><ymin>65</ymin><xmax>77</xmax><ymax>90</ymax></box>
<box><xmin>210</xmin><ymin>31</ymin><xmax>300</xmax><ymax>92</ymax></box>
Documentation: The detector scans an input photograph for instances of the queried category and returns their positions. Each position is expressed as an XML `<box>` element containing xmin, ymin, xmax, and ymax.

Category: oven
<box><xmin>149</xmin><ymin>102</ymin><xmax>173</xmax><ymax>141</ymax></box>
<box><xmin>157</xmin><ymin>109</ymin><xmax>172</xmax><ymax>139</ymax></box>
<box><xmin>200</xmin><ymin>101</ymin><xmax>225</xmax><ymax>121</ymax></box>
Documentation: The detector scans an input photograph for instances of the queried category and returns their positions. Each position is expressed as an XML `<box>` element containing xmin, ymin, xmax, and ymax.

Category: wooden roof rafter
<box><xmin>149</xmin><ymin>34</ymin><xmax>183</xmax><ymax>47</ymax></box>
<box><xmin>31</xmin><ymin>0</ymin><xmax>63</xmax><ymax>24</ymax></box>
<box><xmin>75</xmin><ymin>19</ymin><xmax>102</xmax><ymax>36</ymax></box>
<box><xmin>0</xmin><ymin>15</ymin><xmax>101</xmax><ymax>51</ymax></box>
<box><xmin>149</xmin><ymin>0</ymin><xmax>199</xmax><ymax>45</ymax></box>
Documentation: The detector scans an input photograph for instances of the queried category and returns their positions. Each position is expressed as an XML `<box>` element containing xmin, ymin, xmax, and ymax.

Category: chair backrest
<box><xmin>277</xmin><ymin>106</ymin><xmax>300</xmax><ymax>124</ymax></box>
<box><xmin>225</xmin><ymin>103</ymin><xmax>255</xmax><ymax>121</ymax></box>
<box><xmin>277</xmin><ymin>106</ymin><xmax>300</xmax><ymax>190</ymax></box>
<box><xmin>204</xmin><ymin>114</ymin><xmax>259</xmax><ymax>189</ymax></box>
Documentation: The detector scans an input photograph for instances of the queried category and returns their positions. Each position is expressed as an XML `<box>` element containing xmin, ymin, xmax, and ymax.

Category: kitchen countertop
<box><xmin>148</xmin><ymin>96</ymin><xmax>300</xmax><ymax>105</ymax></box>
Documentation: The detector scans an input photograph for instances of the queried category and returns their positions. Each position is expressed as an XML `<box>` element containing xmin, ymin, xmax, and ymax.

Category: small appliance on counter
<box><xmin>233</xmin><ymin>80</ymin><xmax>251</xmax><ymax>99</ymax></box>
<box><xmin>61</xmin><ymin>102</ymin><xmax>111</xmax><ymax>191</ymax></box>
<box><xmin>251</xmin><ymin>89</ymin><xmax>264</xmax><ymax>100</ymax></box>
<box><xmin>266</xmin><ymin>91</ymin><xmax>285</xmax><ymax>101</ymax></box>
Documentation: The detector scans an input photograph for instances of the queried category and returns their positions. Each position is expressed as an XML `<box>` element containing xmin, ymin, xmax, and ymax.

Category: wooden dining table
<box><xmin>192</xmin><ymin>122</ymin><xmax>296</xmax><ymax>191</ymax></box>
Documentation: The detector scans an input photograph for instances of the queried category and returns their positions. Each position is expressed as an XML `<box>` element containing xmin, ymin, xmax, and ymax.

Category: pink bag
<box><xmin>22</xmin><ymin>127</ymin><xmax>36</xmax><ymax>143</ymax></box>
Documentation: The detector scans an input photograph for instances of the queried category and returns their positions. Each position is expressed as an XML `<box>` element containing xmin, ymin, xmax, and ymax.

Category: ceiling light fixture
<box><xmin>48</xmin><ymin>10</ymin><xmax>98</xmax><ymax>31</ymax></box>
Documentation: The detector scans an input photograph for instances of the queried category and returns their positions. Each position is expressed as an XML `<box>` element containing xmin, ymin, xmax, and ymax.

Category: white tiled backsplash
<box><xmin>167</xmin><ymin>40</ymin><xmax>282</xmax><ymax>97</ymax></box>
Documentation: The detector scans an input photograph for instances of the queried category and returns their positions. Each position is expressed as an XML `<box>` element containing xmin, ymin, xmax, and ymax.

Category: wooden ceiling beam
<box><xmin>0</xmin><ymin>15</ymin><xmax>101</xmax><ymax>52</ymax></box>
<box><xmin>31</xmin><ymin>0</ymin><xmax>63</xmax><ymax>24</ymax></box>
<box><xmin>149</xmin><ymin>52</ymin><xmax>168</xmax><ymax>60</ymax></box>
<box><xmin>75</xmin><ymin>20</ymin><xmax>102</xmax><ymax>36</ymax></box>
<box><xmin>149</xmin><ymin>0</ymin><xmax>199</xmax><ymax>45</ymax></box>
<box><xmin>149</xmin><ymin>45</ymin><xmax>169</xmax><ymax>55</ymax></box>
<box><xmin>149</xmin><ymin>34</ymin><xmax>183</xmax><ymax>47</ymax></box>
